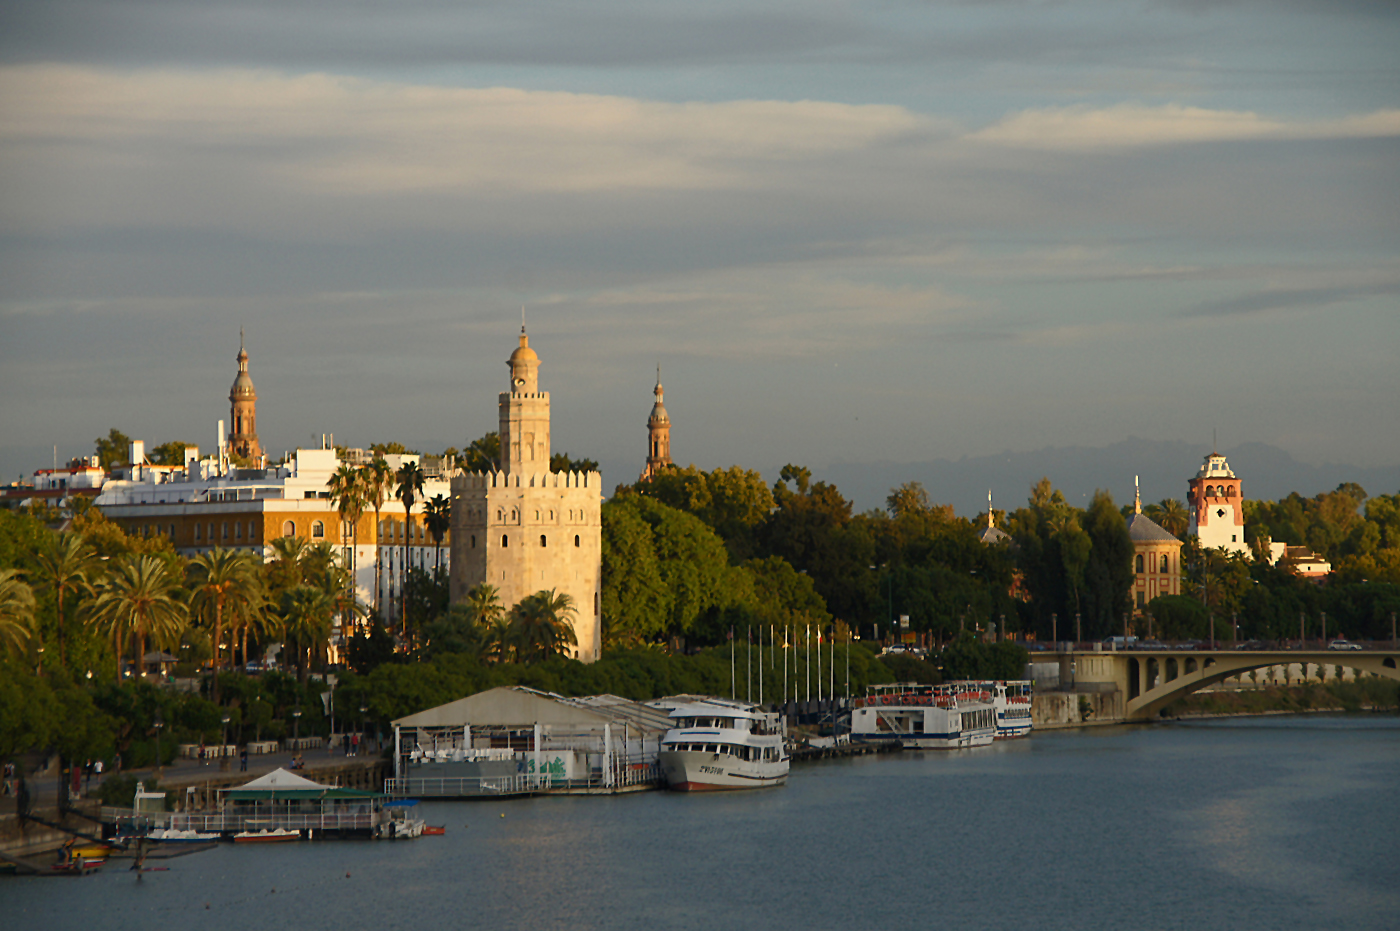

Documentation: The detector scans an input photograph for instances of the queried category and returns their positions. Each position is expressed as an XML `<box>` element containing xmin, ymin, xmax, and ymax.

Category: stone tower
<box><xmin>640</xmin><ymin>364</ymin><xmax>672</xmax><ymax>481</ymax></box>
<box><xmin>450</xmin><ymin>328</ymin><xmax>604</xmax><ymax>661</ymax></box>
<box><xmin>228</xmin><ymin>331</ymin><xmax>262</xmax><ymax>461</ymax></box>
<box><xmin>1186</xmin><ymin>452</ymin><xmax>1247</xmax><ymax>556</ymax></box>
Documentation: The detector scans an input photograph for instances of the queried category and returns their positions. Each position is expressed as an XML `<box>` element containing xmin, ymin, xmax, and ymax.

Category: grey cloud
<box><xmin>1182</xmin><ymin>282</ymin><xmax>1400</xmax><ymax>317</ymax></box>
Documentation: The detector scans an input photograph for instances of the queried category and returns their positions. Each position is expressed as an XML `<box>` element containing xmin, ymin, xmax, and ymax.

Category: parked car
<box><xmin>1327</xmin><ymin>639</ymin><xmax>1363</xmax><ymax>651</ymax></box>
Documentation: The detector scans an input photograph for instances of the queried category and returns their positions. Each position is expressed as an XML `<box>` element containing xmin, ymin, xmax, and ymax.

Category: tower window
<box><xmin>502</xmin><ymin>535</ymin><xmax>509</xmax><ymax>548</ymax></box>
<box><xmin>540</xmin><ymin>535</ymin><xmax>547</xmax><ymax>547</ymax></box>
<box><xmin>574</xmin><ymin>535</ymin><xmax>580</xmax><ymax>548</ymax></box>
<box><xmin>470</xmin><ymin>535</ymin><xmax>476</xmax><ymax>548</ymax></box>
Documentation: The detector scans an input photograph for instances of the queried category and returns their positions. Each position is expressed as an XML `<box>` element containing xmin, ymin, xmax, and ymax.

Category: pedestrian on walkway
<box><xmin>239</xmin><ymin>747</ymin><xmax>248</xmax><ymax>772</ymax></box>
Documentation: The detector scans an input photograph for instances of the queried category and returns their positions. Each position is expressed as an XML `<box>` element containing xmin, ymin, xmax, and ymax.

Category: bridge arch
<box><xmin>1070</xmin><ymin>650</ymin><xmax>1400</xmax><ymax>720</ymax></box>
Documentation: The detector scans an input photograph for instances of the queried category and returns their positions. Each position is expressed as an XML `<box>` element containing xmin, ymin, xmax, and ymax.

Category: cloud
<box><xmin>967</xmin><ymin>103</ymin><xmax>1400</xmax><ymax>151</ymax></box>
<box><xmin>1182</xmin><ymin>281</ymin><xmax>1400</xmax><ymax>317</ymax></box>
<box><xmin>0</xmin><ymin>64</ymin><xmax>927</xmax><ymax>200</ymax></box>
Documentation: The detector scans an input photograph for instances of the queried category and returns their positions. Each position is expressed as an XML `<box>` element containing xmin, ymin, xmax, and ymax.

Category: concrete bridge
<box><xmin>1051</xmin><ymin>647</ymin><xmax>1400</xmax><ymax>721</ymax></box>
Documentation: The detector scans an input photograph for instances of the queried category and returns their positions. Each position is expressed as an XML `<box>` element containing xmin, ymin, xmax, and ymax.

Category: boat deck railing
<box><xmin>386</xmin><ymin>762</ymin><xmax>661</xmax><ymax>798</ymax></box>
<box><xmin>101</xmin><ymin>808</ymin><xmax>378</xmax><ymax>834</ymax></box>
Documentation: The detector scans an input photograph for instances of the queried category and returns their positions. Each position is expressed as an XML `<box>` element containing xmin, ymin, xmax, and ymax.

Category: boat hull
<box><xmin>233</xmin><ymin>829</ymin><xmax>301</xmax><ymax>843</ymax></box>
<box><xmin>659</xmin><ymin>750</ymin><xmax>789</xmax><ymax>791</ymax></box>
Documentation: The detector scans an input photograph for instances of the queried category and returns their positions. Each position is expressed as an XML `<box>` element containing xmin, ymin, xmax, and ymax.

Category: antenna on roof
<box><xmin>521</xmin><ymin>305</ymin><xmax>526</xmax><ymax>333</ymax></box>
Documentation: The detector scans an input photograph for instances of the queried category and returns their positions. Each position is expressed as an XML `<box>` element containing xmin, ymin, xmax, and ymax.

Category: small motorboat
<box><xmin>233</xmin><ymin>828</ymin><xmax>301</xmax><ymax>843</ymax></box>
<box><xmin>421</xmin><ymin>825</ymin><xmax>446</xmax><ymax>836</ymax></box>
<box><xmin>148</xmin><ymin>828</ymin><xmax>220</xmax><ymax>842</ymax></box>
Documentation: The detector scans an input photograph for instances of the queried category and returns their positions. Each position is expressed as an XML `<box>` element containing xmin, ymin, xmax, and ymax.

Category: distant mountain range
<box><xmin>811</xmin><ymin>438</ymin><xmax>1400</xmax><ymax>518</ymax></box>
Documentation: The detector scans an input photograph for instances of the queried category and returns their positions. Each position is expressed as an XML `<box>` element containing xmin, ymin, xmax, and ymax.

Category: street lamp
<box><xmin>220</xmin><ymin>714</ymin><xmax>231</xmax><ymax>771</ymax></box>
<box><xmin>292</xmin><ymin>708</ymin><xmax>302</xmax><ymax>742</ymax></box>
<box><xmin>360</xmin><ymin>705</ymin><xmax>368</xmax><ymax>754</ymax></box>
<box><xmin>152</xmin><ymin>712</ymin><xmax>165</xmax><ymax>777</ymax></box>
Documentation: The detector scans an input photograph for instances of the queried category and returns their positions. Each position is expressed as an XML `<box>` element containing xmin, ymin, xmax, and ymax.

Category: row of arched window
<box><xmin>1202</xmin><ymin>484</ymin><xmax>1236</xmax><ymax>498</ymax></box>
<box><xmin>1135</xmin><ymin>554</ymin><xmax>1171</xmax><ymax>574</ymax></box>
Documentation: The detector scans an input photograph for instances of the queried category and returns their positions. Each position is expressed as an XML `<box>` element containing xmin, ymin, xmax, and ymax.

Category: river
<box><xmin>5</xmin><ymin>714</ymin><xmax>1397</xmax><ymax>931</ymax></box>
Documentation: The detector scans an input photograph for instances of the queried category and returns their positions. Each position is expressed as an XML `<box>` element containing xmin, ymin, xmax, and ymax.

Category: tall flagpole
<box><xmin>746</xmin><ymin>626</ymin><xmax>752</xmax><ymax>704</ymax></box>
<box><xmin>730</xmin><ymin>627</ymin><xmax>735</xmax><ymax>700</ymax></box>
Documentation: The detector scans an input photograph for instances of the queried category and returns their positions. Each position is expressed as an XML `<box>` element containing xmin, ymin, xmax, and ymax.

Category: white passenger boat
<box><xmin>657</xmin><ymin>698</ymin><xmax>789</xmax><ymax>791</ymax></box>
<box><xmin>849</xmin><ymin>683</ymin><xmax>996</xmax><ymax>749</ymax></box>
<box><xmin>990</xmin><ymin>680</ymin><xmax>1033</xmax><ymax>739</ymax></box>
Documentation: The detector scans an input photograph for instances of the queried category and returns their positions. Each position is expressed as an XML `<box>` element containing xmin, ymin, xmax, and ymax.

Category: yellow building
<box><xmin>1126</xmin><ymin>479</ymin><xmax>1183</xmax><ymax>613</ymax></box>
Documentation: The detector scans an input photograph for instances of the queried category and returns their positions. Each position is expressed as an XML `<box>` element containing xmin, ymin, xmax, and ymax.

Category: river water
<box><xmin>6</xmin><ymin>714</ymin><xmax>1398</xmax><ymax>931</ymax></box>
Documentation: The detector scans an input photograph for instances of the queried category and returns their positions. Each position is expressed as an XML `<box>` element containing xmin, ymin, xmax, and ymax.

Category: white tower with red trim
<box><xmin>1186</xmin><ymin>452</ymin><xmax>1247</xmax><ymax>556</ymax></box>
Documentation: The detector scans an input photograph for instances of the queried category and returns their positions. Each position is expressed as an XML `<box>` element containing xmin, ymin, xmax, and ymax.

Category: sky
<box><xmin>1</xmin><ymin>0</ymin><xmax>1397</xmax><ymax>511</ymax></box>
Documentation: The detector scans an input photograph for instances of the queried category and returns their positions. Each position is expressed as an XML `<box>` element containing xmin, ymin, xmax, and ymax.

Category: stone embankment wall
<box><xmin>1033</xmin><ymin>691</ymin><xmax>1125</xmax><ymax>729</ymax></box>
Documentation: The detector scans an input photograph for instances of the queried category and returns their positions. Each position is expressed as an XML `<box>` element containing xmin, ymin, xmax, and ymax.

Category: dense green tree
<box><xmin>1146</xmin><ymin>594</ymin><xmax>1211</xmax><ymax>640</ymax></box>
<box><xmin>147</xmin><ymin>441</ymin><xmax>193</xmax><ymax>466</ymax></box>
<box><xmin>463</xmin><ymin>432</ymin><xmax>500</xmax><ymax>472</ymax></box>
<box><xmin>636</xmin><ymin>464</ymin><xmax>774</xmax><ymax>559</ymax></box>
<box><xmin>327</xmin><ymin>463</ymin><xmax>367</xmax><ymax>625</ymax></box>
<box><xmin>550</xmin><ymin>453</ymin><xmax>599</xmax><ymax>473</ymax></box>
<box><xmin>1081</xmin><ymin>490</ymin><xmax>1134</xmax><ymax>639</ymax></box>
<box><xmin>279</xmin><ymin>584</ymin><xmax>335</xmax><ymax>683</ymax></box>
<box><xmin>94</xmin><ymin>428</ymin><xmax>132</xmax><ymax>469</ymax></box>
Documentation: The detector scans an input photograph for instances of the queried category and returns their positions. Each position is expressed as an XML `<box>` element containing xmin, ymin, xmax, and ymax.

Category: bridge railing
<box><xmin>1043</xmin><ymin>639</ymin><xmax>1394</xmax><ymax>652</ymax></box>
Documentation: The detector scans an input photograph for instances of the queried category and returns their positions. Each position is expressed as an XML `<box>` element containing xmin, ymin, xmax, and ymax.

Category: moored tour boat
<box><xmin>849</xmin><ymin>683</ymin><xmax>996</xmax><ymax>749</ymax></box>
<box><xmin>657</xmin><ymin>698</ymin><xmax>789</xmax><ymax>791</ymax></box>
<box><xmin>989</xmin><ymin>680</ymin><xmax>1033</xmax><ymax>739</ymax></box>
<box><xmin>233</xmin><ymin>828</ymin><xmax>301</xmax><ymax>843</ymax></box>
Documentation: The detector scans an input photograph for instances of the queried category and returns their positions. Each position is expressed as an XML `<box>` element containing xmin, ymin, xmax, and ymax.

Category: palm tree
<box><xmin>359</xmin><ymin>457</ymin><xmax>393</xmax><ymax>621</ymax></box>
<box><xmin>313</xmin><ymin>561</ymin><xmax>366</xmax><ymax>655</ymax></box>
<box><xmin>279</xmin><ymin>584</ymin><xmax>335</xmax><ymax>683</ymax></box>
<box><xmin>267</xmin><ymin>535</ymin><xmax>311</xmax><ymax>595</ymax></box>
<box><xmin>31</xmin><ymin>532</ymin><xmax>100</xmax><ymax>667</ymax></box>
<box><xmin>327</xmin><ymin>464</ymin><xmax>366</xmax><ymax>630</ymax></box>
<box><xmin>424</xmin><ymin>494</ymin><xmax>451</xmax><ymax>578</ymax></box>
<box><xmin>86</xmin><ymin>555</ymin><xmax>188</xmax><ymax>682</ymax></box>
<box><xmin>508</xmin><ymin>589</ymin><xmax>578</xmax><ymax>663</ymax></box>
<box><xmin>188</xmin><ymin>548</ymin><xmax>263</xmax><ymax>702</ymax></box>
<box><xmin>1154</xmin><ymin>498</ymin><xmax>1190</xmax><ymax>538</ymax></box>
<box><xmin>465</xmin><ymin>583</ymin><xmax>505</xmax><ymax>627</ymax></box>
<box><xmin>395</xmin><ymin>461</ymin><xmax>425</xmax><ymax>639</ymax></box>
<box><xmin>0</xmin><ymin>569</ymin><xmax>37</xmax><ymax>657</ymax></box>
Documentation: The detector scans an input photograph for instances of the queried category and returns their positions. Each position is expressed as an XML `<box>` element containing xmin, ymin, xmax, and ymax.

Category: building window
<box><xmin>169</xmin><ymin>524</ymin><xmax>176</xmax><ymax>538</ymax></box>
<box><xmin>235</xmin><ymin>522</ymin><xmax>243</xmax><ymax>540</ymax></box>
<box><xmin>470</xmin><ymin>535</ymin><xmax>476</xmax><ymax>548</ymax></box>
<box><xmin>496</xmin><ymin>509</ymin><xmax>503</xmax><ymax>522</ymax></box>
<box><xmin>540</xmin><ymin>535</ymin><xmax>547</xmax><ymax>547</ymax></box>
<box><xmin>502</xmin><ymin>535</ymin><xmax>509</xmax><ymax>548</ymax></box>
<box><xmin>195</xmin><ymin>523</ymin><xmax>202</xmax><ymax>541</ymax></box>
<box><xmin>574</xmin><ymin>535</ymin><xmax>580</xmax><ymax>548</ymax></box>
<box><xmin>1161</xmin><ymin>555</ymin><xmax>1169</xmax><ymax>573</ymax></box>
<box><xmin>208</xmin><ymin>523</ymin><xmax>215</xmax><ymax>541</ymax></box>
<box><xmin>1136</xmin><ymin>592</ymin><xmax>1145</xmax><ymax>608</ymax></box>
<box><xmin>221</xmin><ymin>522</ymin><xmax>228</xmax><ymax>540</ymax></box>
<box><xmin>312</xmin><ymin>520</ymin><xmax>325</xmax><ymax>539</ymax></box>
<box><xmin>1135</xmin><ymin>554</ymin><xmax>1144</xmax><ymax>573</ymax></box>
<box><xmin>283</xmin><ymin>520</ymin><xmax>296</xmax><ymax>537</ymax></box>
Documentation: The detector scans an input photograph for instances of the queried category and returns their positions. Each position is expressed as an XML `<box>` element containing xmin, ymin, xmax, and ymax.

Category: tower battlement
<box><xmin>451</xmin><ymin>469</ymin><xmax>601</xmax><ymax>492</ymax></box>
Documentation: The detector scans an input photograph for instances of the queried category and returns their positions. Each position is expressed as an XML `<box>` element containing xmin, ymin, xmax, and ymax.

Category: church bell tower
<box><xmin>228</xmin><ymin>331</ymin><xmax>262</xmax><ymax>461</ymax></box>
<box><xmin>640</xmin><ymin>365</ymin><xmax>672</xmax><ymax>481</ymax></box>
